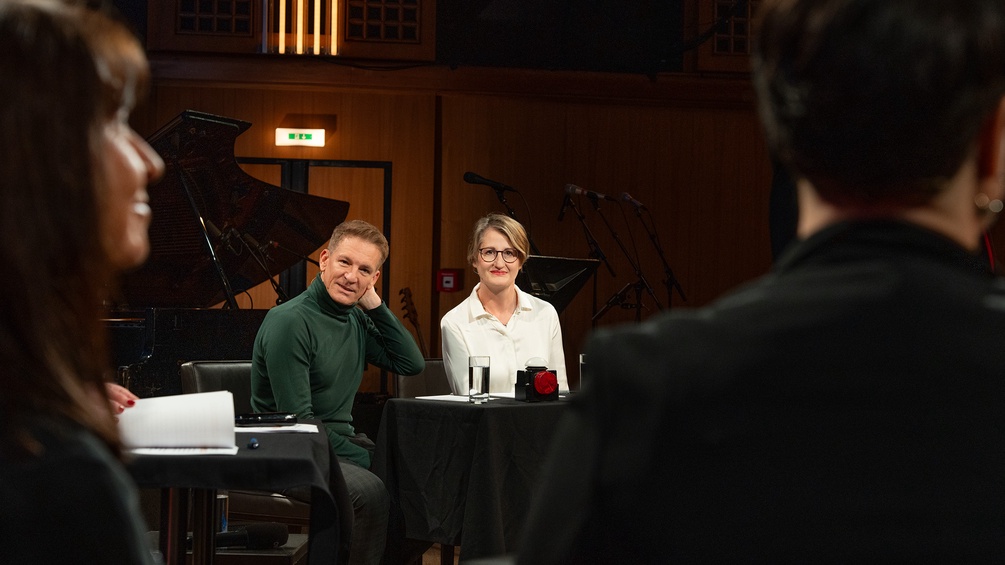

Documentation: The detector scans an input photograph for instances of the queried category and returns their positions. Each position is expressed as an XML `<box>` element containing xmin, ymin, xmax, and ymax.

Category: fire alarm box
<box><xmin>437</xmin><ymin>269</ymin><xmax>463</xmax><ymax>292</ymax></box>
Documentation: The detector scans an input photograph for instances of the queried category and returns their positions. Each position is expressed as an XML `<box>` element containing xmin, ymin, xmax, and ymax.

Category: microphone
<box><xmin>205</xmin><ymin>220</ymin><xmax>239</xmax><ymax>254</ymax></box>
<box><xmin>214</xmin><ymin>522</ymin><xmax>289</xmax><ymax>549</ymax></box>
<box><xmin>241</xmin><ymin>231</ymin><xmax>273</xmax><ymax>259</ymax></box>
<box><xmin>463</xmin><ymin>171</ymin><xmax>517</xmax><ymax>193</ymax></box>
<box><xmin>621</xmin><ymin>192</ymin><xmax>645</xmax><ymax>209</ymax></box>
<box><xmin>204</xmin><ymin>219</ymin><xmax>223</xmax><ymax>239</ymax></box>
<box><xmin>566</xmin><ymin>184</ymin><xmax>616</xmax><ymax>202</ymax></box>
<box><xmin>557</xmin><ymin>194</ymin><xmax>570</xmax><ymax>221</ymax></box>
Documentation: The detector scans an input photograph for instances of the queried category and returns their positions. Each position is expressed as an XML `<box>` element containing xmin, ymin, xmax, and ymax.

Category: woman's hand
<box><xmin>105</xmin><ymin>382</ymin><xmax>138</xmax><ymax>414</ymax></box>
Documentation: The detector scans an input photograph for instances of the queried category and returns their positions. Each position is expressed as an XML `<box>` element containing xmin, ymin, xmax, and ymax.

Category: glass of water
<box><xmin>468</xmin><ymin>356</ymin><xmax>490</xmax><ymax>404</ymax></box>
<box><xmin>579</xmin><ymin>353</ymin><xmax>587</xmax><ymax>392</ymax></box>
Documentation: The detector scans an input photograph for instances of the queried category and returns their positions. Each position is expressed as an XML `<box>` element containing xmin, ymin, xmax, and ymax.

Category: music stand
<box><xmin>516</xmin><ymin>255</ymin><xmax>600</xmax><ymax>315</ymax></box>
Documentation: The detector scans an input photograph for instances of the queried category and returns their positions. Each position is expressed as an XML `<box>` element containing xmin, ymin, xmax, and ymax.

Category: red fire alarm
<box><xmin>437</xmin><ymin>269</ymin><xmax>463</xmax><ymax>292</ymax></box>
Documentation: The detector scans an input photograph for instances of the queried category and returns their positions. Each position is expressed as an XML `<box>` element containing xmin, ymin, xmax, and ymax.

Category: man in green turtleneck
<box><xmin>251</xmin><ymin>219</ymin><xmax>424</xmax><ymax>565</ymax></box>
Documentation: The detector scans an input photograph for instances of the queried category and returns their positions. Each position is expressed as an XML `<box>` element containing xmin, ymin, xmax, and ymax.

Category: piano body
<box><xmin>108</xmin><ymin>111</ymin><xmax>349</xmax><ymax>398</ymax></box>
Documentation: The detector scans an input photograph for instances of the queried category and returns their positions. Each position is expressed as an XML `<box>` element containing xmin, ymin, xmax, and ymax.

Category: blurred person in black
<box><xmin>519</xmin><ymin>0</ymin><xmax>1005</xmax><ymax>562</ymax></box>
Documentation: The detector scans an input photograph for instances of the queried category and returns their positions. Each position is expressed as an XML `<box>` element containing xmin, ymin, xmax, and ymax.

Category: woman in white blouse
<box><xmin>441</xmin><ymin>213</ymin><xmax>569</xmax><ymax>395</ymax></box>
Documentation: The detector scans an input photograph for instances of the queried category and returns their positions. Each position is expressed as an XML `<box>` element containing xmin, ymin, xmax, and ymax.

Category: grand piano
<box><xmin>108</xmin><ymin>110</ymin><xmax>349</xmax><ymax>398</ymax></box>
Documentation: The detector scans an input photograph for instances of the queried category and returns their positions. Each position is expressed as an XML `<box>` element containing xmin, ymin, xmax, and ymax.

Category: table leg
<box><xmin>191</xmin><ymin>488</ymin><xmax>218</xmax><ymax>565</ymax></box>
<box><xmin>160</xmin><ymin>487</ymin><xmax>189</xmax><ymax>565</ymax></box>
<box><xmin>441</xmin><ymin>544</ymin><xmax>456</xmax><ymax>565</ymax></box>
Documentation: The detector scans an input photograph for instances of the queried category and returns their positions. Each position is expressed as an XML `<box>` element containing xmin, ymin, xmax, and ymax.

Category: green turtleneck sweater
<box><xmin>251</xmin><ymin>275</ymin><xmax>424</xmax><ymax>468</ymax></box>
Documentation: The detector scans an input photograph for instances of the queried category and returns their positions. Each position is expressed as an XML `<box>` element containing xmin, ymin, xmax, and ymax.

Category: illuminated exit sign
<box><xmin>275</xmin><ymin>128</ymin><xmax>326</xmax><ymax>147</ymax></box>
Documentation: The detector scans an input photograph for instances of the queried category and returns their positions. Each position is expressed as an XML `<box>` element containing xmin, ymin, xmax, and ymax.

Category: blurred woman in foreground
<box><xmin>0</xmin><ymin>1</ymin><xmax>164</xmax><ymax>562</ymax></box>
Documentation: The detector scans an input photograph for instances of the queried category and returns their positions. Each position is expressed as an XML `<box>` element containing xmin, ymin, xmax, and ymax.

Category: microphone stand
<box><xmin>589</xmin><ymin>197</ymin><xmax>663</xmax><ymax>323</ymax></box>
<box><xmin>631</xmin><ymin>206</ymin><xmax>686</xmax><ymax>308</ymax></box>
<box><xmin>272</xmin><ymin>242</ymin><xmax>320</xmax><ymax>267</ymax></box>
<box><xmin>568</xmin><ymin>197</ymin><xmax>615</xmax><ymax>278</ymax></box>
<box><xmin>491</xmin><ymin>187</ymin><xmax>541</xmax><ymax>255</ymax></box>
<box><xmin>180</xmin><ymin>171</ymin><xmax>238</xmax><ymax>310</ymax></box>
<box><xmin>268</xmin><ymin>241</ymin><xmax>320</xmax><ymax>300</ymax></box>
<box><xmin>235</xmin><ymin>232</ymin><xmax>289</xmax><ymax>305</ymax></box>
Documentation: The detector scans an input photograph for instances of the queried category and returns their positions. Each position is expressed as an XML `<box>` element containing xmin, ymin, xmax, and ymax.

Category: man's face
<box><xmin>318</xmin><ymin>235</ymin><xmax>382</xmax><ymax>306</ymax></box>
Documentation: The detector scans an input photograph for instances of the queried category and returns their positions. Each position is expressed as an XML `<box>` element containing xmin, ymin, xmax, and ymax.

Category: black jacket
<box><xmin>519</xmin><ymin>221</ymin><xmax>1005</xmax><ymax>563</ymax></box>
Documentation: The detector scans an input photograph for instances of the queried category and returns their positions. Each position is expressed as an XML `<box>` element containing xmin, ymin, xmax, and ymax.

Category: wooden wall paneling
<box><xmin>674</xmin><ymin>107</ymin><xmax>774</xmax><ymax>302</ymax></box>
<box><xmin>146</xmin><ymin>52</ymin><xmax>758</xmax><ymax>109</ymax></box>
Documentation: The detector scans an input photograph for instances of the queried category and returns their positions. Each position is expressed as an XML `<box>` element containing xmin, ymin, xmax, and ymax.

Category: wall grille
<box><xmin>177</xmin><ymin>0</ymin><xmax>254</xmax><ymax>35</ymax></box>
<box><xmin>346</xmin><ymin>0</ymin><xmax>421</xmax><ymax>43</ymax></box>
<box><xmin>712</xmin><ymin>0</ymin><xmax>759</xmax><ymax>55</ymax></box>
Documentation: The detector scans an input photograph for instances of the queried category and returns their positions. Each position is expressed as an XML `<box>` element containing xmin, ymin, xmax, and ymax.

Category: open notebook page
<box><xmin>118</xmin><ymin>390</ymin><xmax>237</xmax><ymax>455</ymax></box>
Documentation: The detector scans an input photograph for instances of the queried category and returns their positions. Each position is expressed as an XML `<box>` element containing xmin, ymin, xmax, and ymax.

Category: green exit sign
<box><xmin>274</xmin><ymin>128</ymin><xmax>326</xmax><ymax>147</ymax></box>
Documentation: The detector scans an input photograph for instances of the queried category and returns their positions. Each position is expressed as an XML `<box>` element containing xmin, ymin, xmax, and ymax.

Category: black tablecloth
<box><xmin>373</xmin><ymin>397</ymin><xmax>569</xmax><ymax>562</ymax></box>
<box><xmin>128</xmin><ymin>423</ymin><xmax>342</xmax><ymax>564</ymax></box>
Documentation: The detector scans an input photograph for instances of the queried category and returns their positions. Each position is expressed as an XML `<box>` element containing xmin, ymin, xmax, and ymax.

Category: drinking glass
<box><xmin>579</xmin><ymin>353</ymin><xmax>587</xmax><ymax>392</ymax></box>
<box><xmin>468</xmin><ymin>356</ymin><xmax>490</xmax><ymax>404</ymax></box>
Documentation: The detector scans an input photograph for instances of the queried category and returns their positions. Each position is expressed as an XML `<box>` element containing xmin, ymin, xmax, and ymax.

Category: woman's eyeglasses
<box><xmin>479</xmin><ymin>248</ymin><xmax>519</xmax><ymax>263</ymax></box>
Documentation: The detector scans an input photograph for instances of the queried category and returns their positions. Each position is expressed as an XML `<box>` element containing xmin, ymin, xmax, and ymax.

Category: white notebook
<box><xmin>118</xmin><ymin>391</ymin><xmax>238</xmax><ymax>455</ymax></box>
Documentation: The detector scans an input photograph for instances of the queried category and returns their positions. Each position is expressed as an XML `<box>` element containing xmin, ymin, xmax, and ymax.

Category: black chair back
<box><xmin>395</xmin><ymin>358</ymin><xmax>451</xmax><ymax>398</ymax></box>
<box><xmin>180</xmin><ymin>360</ymin><xmax>254</xmax><ymax>413</ymax></box>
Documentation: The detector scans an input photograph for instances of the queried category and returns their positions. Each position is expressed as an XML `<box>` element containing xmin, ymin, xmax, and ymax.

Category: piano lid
<box><xmin>118</xmin><ymin>110</ymin><xmax>349</xmax><ymax>308</ymax></box>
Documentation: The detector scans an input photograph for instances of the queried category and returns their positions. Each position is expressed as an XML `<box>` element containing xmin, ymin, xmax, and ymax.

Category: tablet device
<box><xmin>235</xmin><ymin>412</ymin><xmax>298</xmax><ymax>426</ymax></box>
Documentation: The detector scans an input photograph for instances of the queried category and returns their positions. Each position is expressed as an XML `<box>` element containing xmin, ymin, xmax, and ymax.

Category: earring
<box><xmin>975</xmin><ymin>194</ymin><xmax>1004</xmax><ymax>214</ymax></box>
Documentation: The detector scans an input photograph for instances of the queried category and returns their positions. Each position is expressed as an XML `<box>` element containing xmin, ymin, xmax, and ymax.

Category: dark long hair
<box><xmin>0</xmin><ymin>1</ymin><xmax>150</xmax><ymax>457</ymax></box>
<box><xmin>753</xmin><ymin>0</ymin><xmax>1005</xmax><ymax>205</ymax></box>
